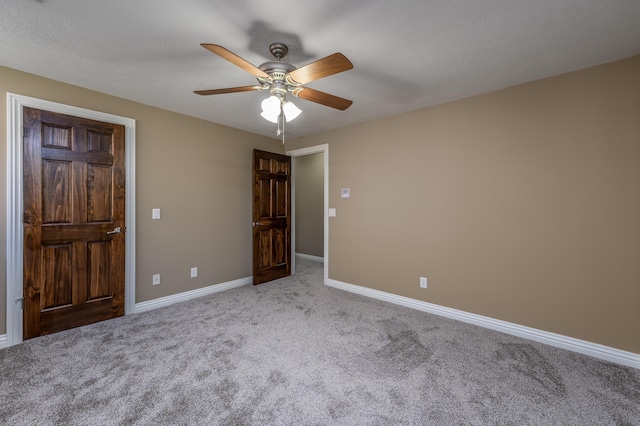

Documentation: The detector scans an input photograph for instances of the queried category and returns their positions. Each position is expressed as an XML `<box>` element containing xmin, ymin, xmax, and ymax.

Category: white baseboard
<box><xmin>295</xmin><ymin>253</ymin><xmax>324</xmax><ymax>263</ymax></box>
<box><xmin>133</xmin><ymin>276</ymin><xmax>252</xmax><ymax>314</ymax></box>
<box><xmin>327</xmin><ymin>279</ymin><xmax>640</xmax><ymax>370</ymax></box>
<box><xmin>0</xmin><ymin>334</ymin><xmax>7</xmax><ymax>350</ymax></box>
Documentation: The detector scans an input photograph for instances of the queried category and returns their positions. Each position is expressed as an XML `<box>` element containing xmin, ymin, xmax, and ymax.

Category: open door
<box><xmin>252</xmin><ymin>149</ymin><xmax>291</xmax><ymax>284</ymax></box>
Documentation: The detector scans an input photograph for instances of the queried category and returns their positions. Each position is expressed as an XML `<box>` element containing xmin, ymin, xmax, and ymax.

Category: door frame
<box><xmin>286</xmin><ymin>144</ymin><xmax>329</xmax><ymax>285</ymax></box>
<box><xmin>5</xmin><ymin>93</ymin><xmax>136</xmax><ymax>346</ymax></box>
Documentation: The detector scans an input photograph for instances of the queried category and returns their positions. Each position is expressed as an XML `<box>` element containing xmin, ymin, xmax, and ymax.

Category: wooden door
<box><xmin>23</xmin><ymin>107</ymin><xmax>126</xmax><ymax>339</ymax></box>
<box><xmin>252</xmin><ymin>150</ymin><xmax>291</xmax><ymax>285</ymax></box>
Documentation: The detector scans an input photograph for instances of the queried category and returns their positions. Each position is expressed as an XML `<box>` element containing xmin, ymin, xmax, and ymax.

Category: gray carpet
<box><xmin>1</xmin><ymin>258</ymin><xmax>639</xmax><ymax>425</ymax></box>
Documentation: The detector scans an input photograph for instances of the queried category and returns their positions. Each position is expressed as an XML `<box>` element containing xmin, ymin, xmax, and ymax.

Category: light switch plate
<box><xmin>152</xmin><ymin>208</ymin><xmax>161</xmax><ymax>220</ymax></box>
<box><xmin>341</xmin><ymin>188</ymin><xmax>350</xmax><ymax>199</ymax></box>
<box><xmin>328</xmin><ymin>208</ymin><xmax>336</xmax><ymax>217</ymax></box>
<box><xmin>190</xmin><ymin>267</ymin><xmax>198</xmax><ymax>278</ymax></box>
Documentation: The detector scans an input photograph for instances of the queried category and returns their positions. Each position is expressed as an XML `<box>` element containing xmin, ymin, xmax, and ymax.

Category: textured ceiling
<box><xmin>2</xmin><ymin>0</ymin><xmax>639</xmax><ymax>140</ymax></box>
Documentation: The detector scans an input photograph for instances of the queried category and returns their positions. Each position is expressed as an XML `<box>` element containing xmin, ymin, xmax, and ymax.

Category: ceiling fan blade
<box><xmin>293</xmin><ymin>87</ymin><xmax>353</xmax><ymax>110</ymax></box>
<box><xmin>194</xmin><ymin>85</ymin><xmax>262</xmax><ymax>95</ymax></box>
<box><xmin>287</xmin><ymin>53</ymin><xmax>353</xmax><ymax>85</ymax></box>
<box><xmin>201</xmin><ymin>44</ymin><xmax>269</xmax><ymax>78</ymax></box>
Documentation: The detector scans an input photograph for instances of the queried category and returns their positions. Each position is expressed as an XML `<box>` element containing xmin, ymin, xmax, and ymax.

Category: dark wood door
<box><xmin>23</xmin><ymin>107</ymin><xmax>126</xmax><ymax>339</ymax></box>
<box><xmin>252</xmin><ymin>149</ymin><xmax>291</xmax><ymax>285</ymax></box>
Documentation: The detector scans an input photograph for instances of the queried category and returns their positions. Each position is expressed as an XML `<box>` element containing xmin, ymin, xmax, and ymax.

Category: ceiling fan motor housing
<box><xmin>258</xmin><ymin>60</ymin><xmax>298</xmax><ymax>101</ymax></box>
<box><xmin>258</xmin><ymin>61</ymin><xmax>296</xmax><ymax>75</ymax></box>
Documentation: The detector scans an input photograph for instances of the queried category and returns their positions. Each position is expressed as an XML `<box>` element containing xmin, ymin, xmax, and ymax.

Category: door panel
<box><xmin>87</xmin><ymin>165</ymin><xmax>113</xmax><ymax>222</ymax></box>
<box><xmin>42</xmin><ymin>244</ymin><xmax>72</xmax><ymax>309</ymax></box>
<box><xmin>88</xmin><ymin>241</ymin><xmax>112</xmax><ymax>300</ymax></box>
<box><xmin>42</xmin><ymin>160</ymin><xmax>72</xmax><ymax>223</ymax></box>
<box><xmin>252</xmin><ymin>149</ymin><xmax>291</xmax><ymax>285</ymax></box>
<box><xmin>23</xmin><ymin>107</ymin><xmax>126</xmax><ymax>338</ymax></box>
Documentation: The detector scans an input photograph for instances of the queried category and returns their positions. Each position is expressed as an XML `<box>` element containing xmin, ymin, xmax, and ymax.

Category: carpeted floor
<box><xmin>1</xmin><ymin>258</ymin><xmax>639</xmax><ymax>425</ymax></box>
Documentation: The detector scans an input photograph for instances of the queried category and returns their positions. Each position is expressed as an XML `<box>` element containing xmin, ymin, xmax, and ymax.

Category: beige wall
<box><xmin>0</xmin><ymin>66</ymin><xmax>282</xmax><ymax>335</ymax></box>
<box><xmin>295</xmin><ymin>153</ymin><xmax>324</xmax><ymax>257</ymax></box>
<box><xmin>3</xmin><ymin>56</ymin><xmax>639</xmax><ymax>354</ymax></box>
<box><xmin>286</xmin><ymin>56</ymin><xmax>640</xmax><ymax>354</ymax></box>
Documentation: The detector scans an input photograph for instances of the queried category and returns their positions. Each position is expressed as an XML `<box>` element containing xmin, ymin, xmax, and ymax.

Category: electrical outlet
<box><xmin>190</xmin><ymin>267</ymin><xmax>198</xmax><ymax>278</ymax></box>
<box><xmin>420</xmin><ymin>277</ymin><xmax>427</xmax><ymax>289</ymax></box>
<box><xmin>153</xmin><ymin>274</ymin><xmax>161</xmax><ymax>285</ymax></box>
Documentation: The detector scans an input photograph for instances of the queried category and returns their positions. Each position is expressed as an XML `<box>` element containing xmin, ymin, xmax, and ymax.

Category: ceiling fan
<box><xmin>194</xmin><ymin>42</ymin><xmax>354</xmax><ymax>123</ymax></box>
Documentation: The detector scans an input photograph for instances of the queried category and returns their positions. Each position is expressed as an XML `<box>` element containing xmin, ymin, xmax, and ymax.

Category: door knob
<box><xmin>252</xmin><ymin>222</ymin><xmax>264</xmax><ymax>227</ymax></box>
<box><xmin>106</xmin><ymin>227</ymin><xmax>122</xmax><ymax>235</ymax></box>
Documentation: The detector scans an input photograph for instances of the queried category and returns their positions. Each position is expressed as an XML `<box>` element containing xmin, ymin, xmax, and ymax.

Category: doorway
<box><xmin>287</xmin><ymin>144</ymin><xmax>329</xmax><ymax>284</ymax></box>
<box><xmin>5</xmin><ymin>93</ymin><xmax>136</xmax><ymax>346</ymax></box>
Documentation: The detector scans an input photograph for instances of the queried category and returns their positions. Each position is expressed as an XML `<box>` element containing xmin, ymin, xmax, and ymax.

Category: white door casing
<box><xmin>5</xmin><ymin>93</ymin><xmax>136</xmax><ymax>347</ymax></box>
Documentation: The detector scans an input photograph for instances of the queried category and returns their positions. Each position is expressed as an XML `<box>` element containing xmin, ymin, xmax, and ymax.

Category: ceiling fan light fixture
<box><xmin>261</xmin><ymin>95</ymin><xmax>280</xmax><ymax>114</ymax></box>
<box><xmin>282</xmin><ymin>101</ymin><xmax>301</xmax><ymax>122</ymax></box>
<box><xmin>260</xmin><ymin>95</ymin><xmax>282</xmax><ymax>123</ymax></box>
<box><xmin>260</xmin><ymin>111</ymin><xmax>279</xmax><ymax>123</ymax></box>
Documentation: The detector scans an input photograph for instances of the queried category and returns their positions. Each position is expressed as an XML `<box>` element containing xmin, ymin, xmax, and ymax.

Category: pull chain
<box><xmin>275</xmin><ymin>111</ymin><xmax>285</xmax><ymax>144</ymax></box>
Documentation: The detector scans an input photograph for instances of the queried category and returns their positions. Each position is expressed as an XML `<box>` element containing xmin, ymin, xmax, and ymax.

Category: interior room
<box><xmin>1</xmin><ymin>1</ymin><xmax>639</xmax><ymax>424</ymax></box>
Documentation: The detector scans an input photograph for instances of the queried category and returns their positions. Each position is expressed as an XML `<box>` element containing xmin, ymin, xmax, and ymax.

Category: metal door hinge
<box><xmin>16</xmin><ymin>297</ymin><xmax>24</xmax><ymax>309</ymax></box>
